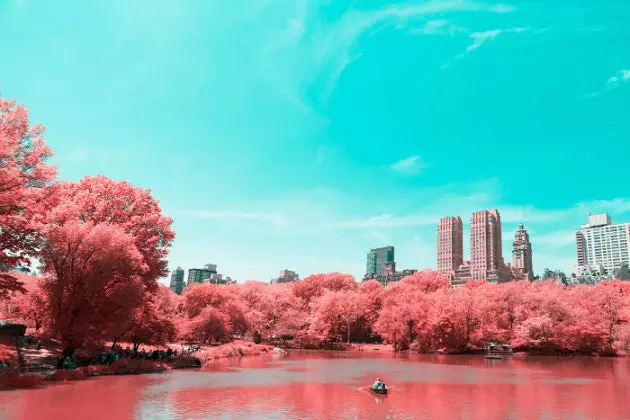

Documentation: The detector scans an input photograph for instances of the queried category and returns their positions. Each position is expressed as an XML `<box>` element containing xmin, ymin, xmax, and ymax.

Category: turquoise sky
<box><xmin>2</xmin><ymin>0</ymin><xmax>630</xmax><ymax>284</ymax></box>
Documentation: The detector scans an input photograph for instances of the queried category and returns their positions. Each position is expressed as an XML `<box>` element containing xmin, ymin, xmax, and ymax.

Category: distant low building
<box><xmin>187</xmin><ymin>264</ymin><xmax>217</xmax><ymax>285</ymax></box>
<box><xmin>542</xmin><ymin>268</ymin><xmax>571</xmax><ymax>285</ymax></box>
<box><xmin>271</xmin><ymin>269</ymin><xmax>299</xmax><ymax>284</ymax></box>
<box><xmin>571</xmin><ymin>265</ymin><xmax>610</xmax><ymax>285</ymax></box>
<box><xmin>187</xmin><ymin>263</ymin><xmax>234</xmax><ymax>286</ymax></box>
<box><xmin>363</xmin><ymin>269</ymin><xmax>418</xmax><ymax>286</ymax></box>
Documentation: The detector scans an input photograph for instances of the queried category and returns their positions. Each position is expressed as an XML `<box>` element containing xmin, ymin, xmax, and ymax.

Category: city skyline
<box><xmin>2</xmin><ymin>1</ymin><xmax>630</xmax><ymax>285</ymax></box>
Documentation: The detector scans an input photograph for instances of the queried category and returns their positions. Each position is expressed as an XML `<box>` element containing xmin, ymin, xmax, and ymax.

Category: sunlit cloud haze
<box><xmin>1</xmin><ymin>0</ymin><xmax>629</xmax><ymax>283</ymax></box>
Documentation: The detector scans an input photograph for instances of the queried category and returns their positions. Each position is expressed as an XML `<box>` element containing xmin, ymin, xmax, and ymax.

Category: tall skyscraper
<box><xmin>169</xmin><ymin>266</ymin><xmax>185</xmax><ymax>295</ymax></box>
<box><xmin>366</xmin><ymin>246</ymin><xmax>395</xmax><ymax>277</ymax></box>
<box><xmin>512</xmin><ymin>224</ymin><xmax>533</xmax><ymax>279</ymax></box>
<box><xmin>470</xmin><ymin>209</ymin><xmax>503</xmax><ymax>281</ymax></box>
<box><xmin>576</xmin><ymin>213</ymin><xmax>630</xmax><ymax>274</ymax></box>
<box><xmin>437</xmin><ymin>216</ymin><xmax>464</xmax><ymax>280</ymax></box>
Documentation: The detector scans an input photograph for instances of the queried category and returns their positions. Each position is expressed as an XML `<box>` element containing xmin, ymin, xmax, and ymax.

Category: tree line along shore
<box><xmin>1</xmin><ymin>96</ymin><xmax>629</xmax><ymax>390</ymax></box>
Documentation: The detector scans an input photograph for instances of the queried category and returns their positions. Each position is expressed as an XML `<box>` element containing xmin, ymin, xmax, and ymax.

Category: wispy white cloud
<box><xmin>586</xmin><ymin>69</ymin><xmax>630</xmax><ymax>98</ymax></box>
<box><xmin>61</xmin><ymin>147</ymin><xmax>133</xmax><ymax>164</ymax></box>
<box><xmin>442</xmin><ymin>26</ymin><xmax>532</xmax><ymax>68</ymax></box>
<box><xmin>533</xmin><ymin>230</ymin><xmax>577</xmax><ymax>247</ymax></box>
<box><xmin>178</xmin><ymin>178</ymin><xmax>630</xmax><ymax>279</ymax></box>
<box><xmin>407</xmin><ymin>19</ymin><xmax>466</xmax><ymax>36</ymax></box>
<box><xmin>576</xmin><ymin>198</ymin><xmax>630</xmax><ymax>214</ymax></box>
<box><xmin>607</xmin><ymin>69</ymin><xmax>630</xmax><ymax>85</ymax></box>
<box><xmin>390</xmin><ymin>155</ymin><xmax>428</xmax><ymax>175</ymax></box>
<box><xmin>182</xmin><ymin>209</ymin><xmax>291</xmax><ymax>227</ymax></box>
<box><xmin>261</xmin><ymin>0</ymin><xmax>518</xmax><ymax>103</ymax></box>
<box><xmin>499</xmin><ymin>205</ymin><xmax>570</xmax><ymax>223</ymax></box>
<box><xmin>65</xmin><ymin>148</ymin><xmax>90</xmax><ymax>163</ymax></box>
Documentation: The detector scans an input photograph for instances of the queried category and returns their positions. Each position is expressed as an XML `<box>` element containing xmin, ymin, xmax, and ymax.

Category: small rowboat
<box><xmin>484</xmin><ymin>354</ymin><xmax>502</xmax><ymax>360</ymax></box>
<box><xmin>371</xmin><ymin>385</ymin><xmax>388</xmax><ymax>394</ymax></box>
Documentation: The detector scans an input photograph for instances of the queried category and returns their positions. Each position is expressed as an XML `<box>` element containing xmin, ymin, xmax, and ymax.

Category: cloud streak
<box><xmin>390</xmin><ymin>155</ymin><xmax>428</xmax><ymax>175</ymax></box>
<box><xmin>183</xmin><ymin>210</ymin><xmax>291</xmax><ymax>227</ymax></box>
<box><xmin>587</xmin><ymin>69</ymin><xmax>630</xmax><ymax>98</ymax></box>
<box><xmin>262</xmin><ymin>0</ymin><xmax>518</xmax><ymax>104</ymax></box>
<box><xmin>442</xmin><ymin>26</ymin><xmax>532</xmax><ymax>68</ymax></box>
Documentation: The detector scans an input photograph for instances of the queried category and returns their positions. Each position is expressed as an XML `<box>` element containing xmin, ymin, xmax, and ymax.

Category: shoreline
<box><xmin>2</xmin><ymin>339</ymin><xmax>626</xmax><ymax>390</ymax></box>
<box><xmin>277</xmin><ymin>343</ymin><xmax>627</xmax><ymax>358</ymax></box>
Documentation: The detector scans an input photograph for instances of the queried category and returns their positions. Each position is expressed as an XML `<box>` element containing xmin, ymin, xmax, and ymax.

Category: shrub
<box><xmin>0</xmin><ymin>371</ymin><xmax>45</xmax><ymax>390</ymax></box>
<box><xmin>109</xmin><ymin>359</ymin><xmax>166</xmax><ymax>374</ymax></box>
<box><xmin>52</xmin><ymin>369</ymin><xmax>86</xmax><ymax>381</ymax></box>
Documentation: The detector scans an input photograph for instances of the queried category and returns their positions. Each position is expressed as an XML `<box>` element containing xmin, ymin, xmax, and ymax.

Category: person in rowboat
<box><xmin>372</xmin><ymin>377</ymin><xmax>385</xmax><ymax>390</ymax></box>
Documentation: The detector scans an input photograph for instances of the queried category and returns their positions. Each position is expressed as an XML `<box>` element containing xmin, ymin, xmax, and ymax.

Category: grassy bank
<box><xmin>0</xmin><ymin>339</ymin><xmax>275</xmax><ymax>390</ymax></box>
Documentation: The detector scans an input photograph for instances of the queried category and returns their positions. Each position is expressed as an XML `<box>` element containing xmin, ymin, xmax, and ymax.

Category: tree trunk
<box><xmin>347</xmin><ymin>320</ymin><xmax>351</xmax><ymax>344</ymax></box>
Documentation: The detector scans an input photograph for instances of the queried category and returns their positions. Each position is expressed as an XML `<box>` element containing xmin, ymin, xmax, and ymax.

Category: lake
<box><xmin>0</xmin><ymin>351</ymin><xmax>629</xmax><ymax>419</ymax></box>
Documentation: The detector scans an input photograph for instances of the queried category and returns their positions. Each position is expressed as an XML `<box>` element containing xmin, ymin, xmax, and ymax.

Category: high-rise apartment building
<box><xmin>512</xmin><ymin>224</ymin><xmax>533</xmax><ymax>280</ymax></box>
<box><xmin>187</xmin><ymin>263</ymin><xmax>218</xmax><ymax>285</ymax></box>
<box><xmin>169</xmin><ymin>266</ymin><xmax>185</xmax><ymax>295</ymax></box>
<box><xmin>576</xmin><ymin>213</ymin><xmax>630</xmax><ymax>274</ymax></box>
<box><xmin>365</xmin><ymin>246</ymin><xmax>395</xmax><ymax>277</ymax></box>
<box><xmin>470</xmin><ymin>209</ymin><xmax>503</xmax><ymax>281</ymax></box>
<box><xmin>437</xmin><ymin>216</ymin><xmax>464</xmax><ymax>280</ymax></box>
<box><xmin>576</xmin><ymin>231</ymin><xmax>586</xmax><ymax>266</ymax></box>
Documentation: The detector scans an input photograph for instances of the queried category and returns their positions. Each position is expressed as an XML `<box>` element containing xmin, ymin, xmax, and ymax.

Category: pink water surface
<box><xmin>1</xmin><ymin>351</ymin><xmax>628</xmax><ymax>419</ymax></box>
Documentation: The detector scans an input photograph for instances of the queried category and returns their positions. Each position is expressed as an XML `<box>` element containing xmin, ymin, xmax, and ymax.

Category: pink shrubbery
<box><xmin>108</xmin><ymin>359</ymin><xmax>166</xmax><ymax>374</ymax></box>
<box><xmin>0</xmin><ymin>371</ymin><xmax>45</xmax><ymax>390</ymax></box>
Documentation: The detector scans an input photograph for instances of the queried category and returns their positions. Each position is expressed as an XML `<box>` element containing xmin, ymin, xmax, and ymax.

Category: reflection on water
<box><xmin>1</xmin><ymin>351</ymin><xmax>629</xmax><ymax>420</ymax></box>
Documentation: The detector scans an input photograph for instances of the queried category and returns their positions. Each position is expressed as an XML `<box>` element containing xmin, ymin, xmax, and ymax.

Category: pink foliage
<box><xmin>3</xmin><ymin>272</ymin><xmax>48</xmax><ymax>331</ymax></box>
<box><xmin>39</xmin><ymin>221</ymin><xmax>147</xmax><ymax>353</ymax></box>
<box><xmin>183</xmin><ymin>306</ymin><xmax>231</xmax><ymax>344</ymax></box>
<box><xmin>0</xmin><ymin>372</ymin><xmax>45</xmax><ymax>390</ymax></box>
<box><xmin>293</xmin><ymin>272</ymin><xmax>356</xmax><ymax>303</ymax></box>
<box><xmin>400</xmin><ymin>270</ymin><xmax>451</xmax><ymax>293</ymax></box>
<box><xmin>29</xmin><ymin>175</ymin><xmax>175</xmax><ymax>289</ymax></box>
<box><xmin>0</xmin><ymin>98</ymin><xmax>56</xmax><ymax>298</ymax></box>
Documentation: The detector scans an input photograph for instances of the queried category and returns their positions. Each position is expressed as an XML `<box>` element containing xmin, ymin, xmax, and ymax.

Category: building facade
<box><xmin>169</xmin><ymin>266</ymin><xmax>185</xmax><ymax>295</ymax></box>
<box><xmin>271</xmin><ymin>269</ymin><xmax>299</xmax><ymax>284</ymax></box>
<box><xmin>437</xmin><ymin>216</ymin><xmax>464</xmax><ymax>280</ymax></box>
<box><xmin>512</xmin><ymin>224</ymin><xmax>533</xmax><ymax>280</ymax></box>
<box><xmin>575</xmin><ymin>213</ymin><xmax>630</xmax><ymax>275</ymax></box>
<box><xmin>470</xmin><ymin>209</ymin><xmax>504</xmax><ymax>282</ymax></box>
<box><xmin>363</xmin><ymin>268</ymin><xmax>418</xmax><ymax>286</ymax></box>
<box><xmin>187</xmin><ymin>263</ymin><xmax>217</xmax><ymax>285</ymax></box>
<box><xmin>442</xmin><ymin>210</ymin><xmax>531</xmax><ymax>286</ymax></box>
<box><xmin>365</xmin><ymin>246</ymin><xmax>395</xmax><ymax>277</ymax></box>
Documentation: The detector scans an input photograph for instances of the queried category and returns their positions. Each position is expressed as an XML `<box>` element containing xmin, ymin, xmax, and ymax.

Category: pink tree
<box><xmin>374</xmin><ymin>289</ymin><xmax>431</xmax><ymax>351</ymax></box>
<box><xmin>105</xmin><ymin>285</ymin><xmax>179</xmax><ymax>349</ymax></box>
<box><xmin>399</xmin><ymin>270</ymin><xmax>451</xmax><ymax>293</ymax></box>
<box><xmin>293</xmin><ymin>272</ymin><xmax>357</xmax><ymax>304</ymax></box>
<box><xmin>0</xmin><ymin>98</ymin><xmax>56</xmax><ymax>298</ymax></box>
<box><xmin>308</xmin><ymin>290</ymin><xmax>363</xmax><ymax>344</ymax></box>
<box><xmin>38</xmin><ymin>221</ymin><xmax>147</xmax><ymax>355</ymax></box>
<box><xmin>6</xmin><ymin>272</ymin><xmax>48</xmax><ymax>332</ymax></box>
<box><xmin>183</xmin><ymin>307</ymin><xmax>230</xmax><ymax>344</ymax></box>
<box><xmin>30</xmin><ymin>175</ymin><xmax>175</xmax><ymax>290</ymax></box>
